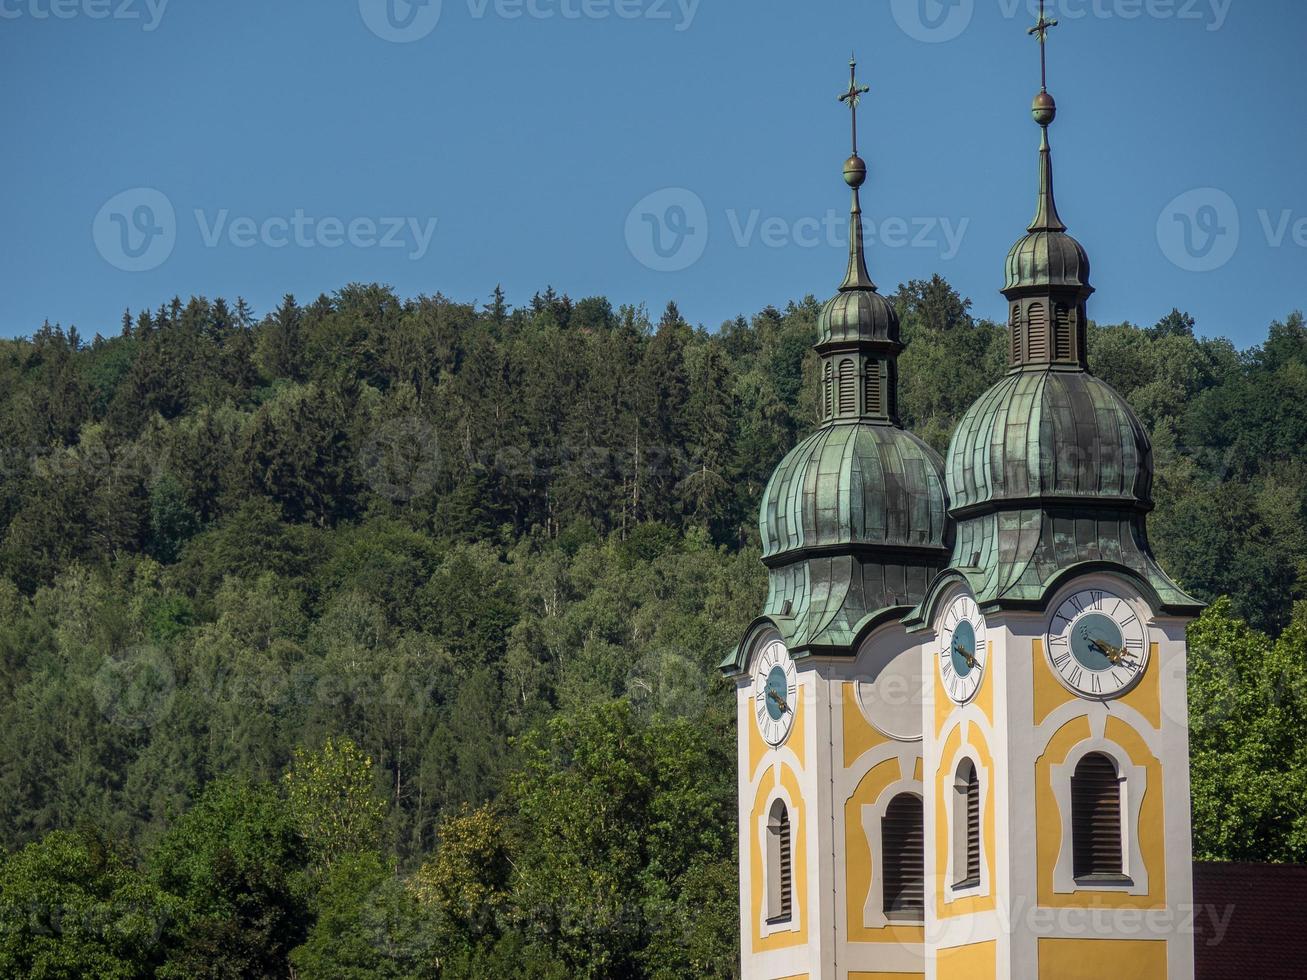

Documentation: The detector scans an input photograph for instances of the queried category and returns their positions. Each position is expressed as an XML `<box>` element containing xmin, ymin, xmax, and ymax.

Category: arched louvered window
<box><xmin>1054</xmin><ymin>303</ymin><xmax>1073</xmax><ymax>361</ymax></box>
<box><xmin>1072</xmin><ymin>753</ymin><xmax>1124</xmax><ymax>879</ymax></box>
<box><xmin>1010</xmin><ymin>304</ymin><xmax>1023</xmax><ymax>365</ymax></box>
<box><xmin>1027</xmin><ymin>303</ymin><xmax>1049</xmax><ymax>361</ymax></box>
<box><xmin>865</xmin><ymin>359</ymin><xmax>883</xmax><ymax>417</ymax></box>
<box><xmin>953</xmin><ymin>760</ymin><xmax>981</xmax><ymax>888</ymax></box>
<box><xmin>767</xmin><ymin>800</ymin><xmax>793</xmax><ymax>922</ymax></box>
<box><xmin>822</xmin><ymin>361</ymin><xmax>833</xmax><ymax>420</ymax></box>
<box><xmin>837</xmin><ymin>359</ymin><xmax>856</xmax><ymax>417</ymax></box>
<box><xmin>882</xmin><ymin>793</ymin><xmax>924</xmax><ymax>921</ymax></box>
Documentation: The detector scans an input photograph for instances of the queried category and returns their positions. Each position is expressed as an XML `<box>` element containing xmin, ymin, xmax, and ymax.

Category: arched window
<box><xmin>822</xmin><ymin>361</ymin><xmax>833</xmax><ymax>420</ymax></box>
<box><xmin>1009</xmin><ymin>304</ymin><xmax>1023</xmax><ymax>365</ymax></box>
<box><xmin>767</xmin><ymin>800</ymin><xmax>793</xmax><ymax>922</ymax></box>
<box><xmin>1054</xmin><ymin>303</ymin><xmax>1074</xmax><ymax>361</ymax></box>
<box><xmin>1072</xmin><ymin>753</ymin><xmax>1124</xmax><ymax>879</ymax></box>
<box><xmin>953</xmin><ymin>760</ymin><xmax>981</xmax><ymax>888</ymax></box>
<box><xmin>865</xmin><ymin>359</ymin><xmax>883</xmax><ymax>417</ymax></box>
<box><xmin>882</xmin><ymin>793</ymin><xmax>924</xmax><ymax>921</ymax></box>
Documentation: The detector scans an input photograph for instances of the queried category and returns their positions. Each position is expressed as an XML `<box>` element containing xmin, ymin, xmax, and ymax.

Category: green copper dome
<box><xmin>1004</xmin><ymin>229</ymin><xmax>1091</xmax><ymax>291</ymax></box>
<box><xmin>762</xmin><ymin>422</ymin><xmax>949</xmax><ymax>560</ymax></box>
<box><xmin>817</xmin><ymin>289</ymin><xmax>900</xmax><ymax>347</ymax></box>
<box><xmin>946</xmin><ymin>370</ymin><xmax>1152</xmax><ymax>515</ymax></box>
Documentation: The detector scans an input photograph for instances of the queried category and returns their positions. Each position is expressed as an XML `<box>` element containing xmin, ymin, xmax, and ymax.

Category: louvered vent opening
<box><xmin>966</xmin><ymin>764</ymin><xmax>981</xmax><ymax>882</ymax></box>
<box><xmin>1054</xmin><ymin>304</ymin><xmax>1073</xmax><ymax>361</ymax></box>
<box><xmin>838</xmin><ymin>359</ymin><xmax>856</xmax><ymax>417</ymax></box>
<box><xmin>767</xmin><ymin>800</ymin><xmax>793</xmax><ymax>921</ymax></box>
<box><xmin>823</xmin><ymin>362</ymin><xmax>833</xmax><ymax>420</ymax></box>
<box><xmin>865</xmin><ymin>360</ymin><xmax>883</xmax><ymax>416</ymax></box>
<box><xmin>882</xmin><ymin>794</ymin><xmax>924</xmax><ymax>921</ymax></box>
<box><xmin>1010</xmin><ymin>304</ymin><xmax>1023</xmax><ymax>365</ymax></box>
<box><xmin>1072</xmin><ymin>753</ymin><xmax>1124</xmax><ymax>879</ymax></box>
<box><xmin>1027</xmin><ymin>303</ymin><xmax>1049</xmax><ymax>361</ymax></box>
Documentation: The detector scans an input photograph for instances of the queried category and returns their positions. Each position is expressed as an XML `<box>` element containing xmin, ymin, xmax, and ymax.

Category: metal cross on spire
<box><xmin>1028</xmin><ymin>0</ymin><xmax>1059</xmax><ymax>92</ymax></box>
<box><xmin>838</xmin><ymin>55</ymin><xmax>871</xmax><ymax>156</ymax></box>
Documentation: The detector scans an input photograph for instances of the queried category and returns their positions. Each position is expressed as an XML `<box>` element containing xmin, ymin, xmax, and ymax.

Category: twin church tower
<box><xmin>722</xmin><ymin>11</ymin><xmax>1203</xmax><ymax>980</ymax></box>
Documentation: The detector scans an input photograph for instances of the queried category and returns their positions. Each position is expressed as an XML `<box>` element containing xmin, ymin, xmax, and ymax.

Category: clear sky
<box><xmin>1</xmin><ymin>0</ymin><xmax>1303</xmax><ymax>347</ymax></box>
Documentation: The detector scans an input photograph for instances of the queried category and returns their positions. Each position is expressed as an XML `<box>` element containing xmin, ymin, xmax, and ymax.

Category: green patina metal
<box><xmin>906</xmin><ymin>21</ymin><xmax>1201</xmax><ymax>626</ymax></box>
<box><xmin>722</xmin><ymin>59</ymin><xmax>950</xmax><ymax>674</ymax></box>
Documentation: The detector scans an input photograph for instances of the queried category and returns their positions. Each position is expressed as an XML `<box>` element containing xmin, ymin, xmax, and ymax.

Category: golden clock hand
<box><xmin>954</xmin><ymin>641</ymin><xmax>978</xmax><ymax>670</ymax></box>
<box><xmin>768</xmin><ymin>689</ymin><xmax>791</xmax><ymax>714</ymax></box>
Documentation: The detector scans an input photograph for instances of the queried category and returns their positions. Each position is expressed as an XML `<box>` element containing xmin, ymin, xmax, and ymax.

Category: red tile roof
<box><xmin>1193</xmin><ymin>861</ymin><xmax>1307</xmax><ymax>980</ymax></box>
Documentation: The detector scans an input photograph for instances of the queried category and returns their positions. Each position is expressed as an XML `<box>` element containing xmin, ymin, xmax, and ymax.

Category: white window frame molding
<box><xmin>757</xmin><ymin>781</ymin><xmax>803</xmax><ymax>938</ymax></box>
<box><xmin>860</xmin><ymin>781</ymin><xmax>925</xmax><ymax>928</ymax></box>
<box><xmin>1051</xmin><ymin>738</ymin><xmax>1150</xmax><ymax>896</ymax></box>
<box><xmin>943</xmin><ymin>747</ymin><xmax>991</xmax><ymax>903</ymax></box>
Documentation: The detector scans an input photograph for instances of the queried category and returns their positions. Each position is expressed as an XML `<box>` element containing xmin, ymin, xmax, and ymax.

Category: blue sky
<box><xmin>1</xmin><ymin>0</ymin><xmax>1303</xmax><ymax>347</ymax></box>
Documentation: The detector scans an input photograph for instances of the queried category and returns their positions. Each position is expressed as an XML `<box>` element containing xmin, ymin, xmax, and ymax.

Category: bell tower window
<box><xmin>766</xmin><ymin>799</ymin><xmax>793</xmax><ymax>922</ymax></box>
<box><xmin>1071</xmin><ymin>753</ymin><xmax>1125</xmax><ymax>880</ymax></box>
<box><xmin>838</xmin><ymin>359</ymin><xmax>856</xmax><ymax>417</ymax></box>
<box><xmin>952</xmin><ymin>760</ymin><xmax>981</xmax><ymax>888</ymax></box>
<box><xmin>882</xmin><ymin>793</ymin><xmax>925</xmax><ymax>921</ymax></box>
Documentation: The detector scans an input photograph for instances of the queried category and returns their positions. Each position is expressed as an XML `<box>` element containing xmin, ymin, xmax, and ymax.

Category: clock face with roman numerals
<box><xmin>938</xmin><ymin>595</ymin><xmax>987</xmax><ymax>706</ymax></box>
<box><xmin>1046</xmin><ymin>589</ymin><xmax>1149</xmax><ymax>700</ymax></box>
<box><xmin>752</xmin><ymin>638</ymin><xmax>798</xmax><ymax>747</ymax></box>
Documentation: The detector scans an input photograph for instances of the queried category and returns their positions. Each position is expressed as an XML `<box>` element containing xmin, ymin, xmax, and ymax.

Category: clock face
<box><xmin>1046</xmin><ymin>589</ymin><xmax>1149</xmax><ymax>699</ymax></box>
<box><xmin>752</xmin><ymin>638</ymin><xmax>797</xmax><ymax>747</ymax></box>
<box><xmin>938</xmin><ymin>595</ymin><xmax>987</xmax><ymax>705</ymax></box>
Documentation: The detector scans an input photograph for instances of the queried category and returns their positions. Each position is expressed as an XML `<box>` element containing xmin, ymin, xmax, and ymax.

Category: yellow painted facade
<box><xmin>1037</xmin><ymin>938</ymin><xmax>1168</xmax><ymax>979</ymax></box>
<box><xmin>848</xmin><ymin>973</ymin><xmax>924</xmax><ymax>980</ymax></box>
<box><xmin>936</xmin><ymin>940</ymin><xmax>997</xmax><ymax>980</ymax></box>
<box><xmin>844</xmin><ymin>755</ymin><xmax>924</xmax><ymax>946</ymax></box>
<box><xmin>935</xmin><ymin>721</ymin><xmax>996</xmax><ymax>917</ymax></box>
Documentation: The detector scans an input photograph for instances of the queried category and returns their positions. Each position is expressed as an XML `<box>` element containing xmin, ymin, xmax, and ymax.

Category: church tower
<box><xmin>905</xmin><ymin>6</ymin><xmax>1203</xmax><ymax>977</ymax></box>
<box><xmin>722</xmin><ymin>59</ymin><xmax>950</xmax><ymax>980</ymax></box>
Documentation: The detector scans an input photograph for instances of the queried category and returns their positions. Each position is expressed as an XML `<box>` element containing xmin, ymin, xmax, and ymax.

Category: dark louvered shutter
<box><xmin>865</xmin><ymin>360</ymin><xmax>883</xmax><ymax>416</ymax></box>
<box><xmin>965</xmin><ymin>764</ymin><xmax>981</xmax><ymax>883</ymax></box>
<box><xmin>1010</xmin><ymin>305</ymin><xmax>1023</xmax><ymax>365</ymax></box>
<box><xmin>1027</xmin><ymin>303</ymin><xmax>1049</xmax><ymax>361</ymax></box>
<box><xmin>823</xmin><ymin>361</ymin><xmax>833</xmax><ymax>420</ymax></box>
<box><xmin>838</xmin><ymin>359</ymin><xmax>856</xmax><ymax>416</ymax></box>
<box><xmin>882</xmin><ymin>794</ymin><xmax>924</xmax><ymax>920</ymax></box>
<box><xmin>1072</xmin><ymin>753</ymin><xmax>1123</xmax><ymax>878</ymax></box>
<box><xmin>1054</xmin><ymin>304</ymin><xmax>1073</xmax><ymax>361</ymax></box>
<box><xmin>777</xmin><ymin>805</ymin><xmax>793</xmax><ymax>920</ymax></box>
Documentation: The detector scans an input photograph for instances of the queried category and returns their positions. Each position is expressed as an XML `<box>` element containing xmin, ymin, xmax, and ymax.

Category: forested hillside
<box><xmin>0</xmin><ymin>278</ymin><xmax>1304</xmax><ymax>977</ymax></box>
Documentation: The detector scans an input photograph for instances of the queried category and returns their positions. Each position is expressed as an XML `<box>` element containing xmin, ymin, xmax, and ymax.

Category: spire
<box><xmin>1027</xmin><ymin>1</ymin><xmax>1066</xmax><ymax>233</ymax></box>
<box><xmin>838</xmin><ymin>56</ymin><xmax>876</xmax><ymax>292</ymax></box>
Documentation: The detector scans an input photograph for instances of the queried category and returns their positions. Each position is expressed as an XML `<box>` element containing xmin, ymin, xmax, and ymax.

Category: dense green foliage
<box><xmin>0</xmin><ymin>279</ymin><xmax>1303</xmax><ymax>976</ymax></box>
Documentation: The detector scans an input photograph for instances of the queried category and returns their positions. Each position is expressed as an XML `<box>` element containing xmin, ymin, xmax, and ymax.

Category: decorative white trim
<box><xmin>860</xmin><ymin>781</ymin><xmax>925</xmax><ymax>929</ymax></box>
<box><xmin>756</xmin><ymin>773</ymin><xmax>803</xmax><ymax>938</ymax></box>
<box><xmin>1050</xmin><ymin>738</ymin><xmax>1150</xmax><ymax>896</ymax></box>
<box><xmin>942</xmin><ymin>742</ymin><xmax>991</xmax><ymax>903</ymax></box>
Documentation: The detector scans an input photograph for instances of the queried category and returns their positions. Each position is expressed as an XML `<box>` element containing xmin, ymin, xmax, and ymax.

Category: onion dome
<box><xmin>945</xmin><ymin>370</ymin><xmax>1152</xmax><ymax>516</ymax></box>
<box><xmin>729</xmin><ymin>56</ymin><xmax>951</xmax><ymax>663</ymax></box>
<box><xmin>762</xmin><ymin>423</ymin><xmax>949</xmax><ymax>559</ymax></box>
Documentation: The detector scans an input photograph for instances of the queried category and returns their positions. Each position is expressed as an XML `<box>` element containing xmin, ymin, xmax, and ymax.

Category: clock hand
<box><xmin>1088</xmin><ymin>636</ymin><xmax>1129</xmax><ymax>665</ymax></box>
<box><xmin>767</xmin><ymin>689</ymin><xmax>791</xmax><ymax>714</ymax></box>
<box><xmin>954</xmin><ymin>641</ymin><xmax>978</xmax><ymax>670</ymax></box>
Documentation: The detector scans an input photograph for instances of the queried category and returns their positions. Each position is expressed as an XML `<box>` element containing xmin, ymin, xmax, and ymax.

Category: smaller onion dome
<box><xmin>817</xmin><ymin>288</ymin><xmax>900</xmax><ymax>347</ymax></box>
